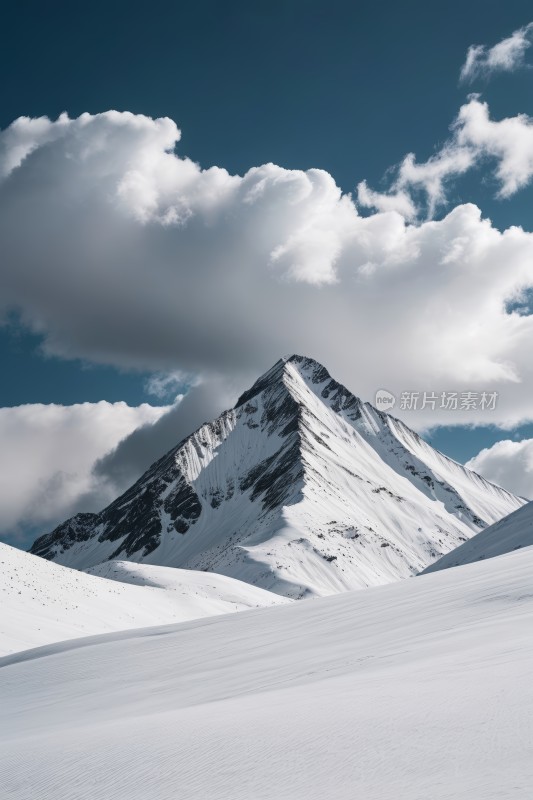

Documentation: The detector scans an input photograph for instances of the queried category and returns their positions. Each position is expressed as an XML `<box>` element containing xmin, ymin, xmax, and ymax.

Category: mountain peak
<box><xmin>235</xmin><ymin>354</ymin><xmax>331</xmax><ymax>408</ymax></box>
<box><xmin>31</xmin><ymin>355</ymin><xmax>524</xmax><ymax>597</ymax></box>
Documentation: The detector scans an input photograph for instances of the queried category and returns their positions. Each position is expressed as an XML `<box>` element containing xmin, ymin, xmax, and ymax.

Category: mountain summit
<box><xmin>30</xmin><ymin>356</ymin><xmax>523</xmax><ymax>597</ymax></box>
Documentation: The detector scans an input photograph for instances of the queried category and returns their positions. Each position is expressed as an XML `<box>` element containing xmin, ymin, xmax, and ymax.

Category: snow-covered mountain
<box><xmin>3</xmin><ymin>544</ymin><xmax>533</xmax><ymax>800</ymax></box>
<box><xmin>423</xmin><ymin>499</ymin><xmax>533</xmax><ymax>575</ymax></box>
<box><xmin>30</xmin><ymin>355</ymin><xmax>523</xmax><ymax>597</ymax></box>
<box><xmin>0</xmin><ymin>542</ymin><xmax>286</xmax><ymax>656</ymax></box>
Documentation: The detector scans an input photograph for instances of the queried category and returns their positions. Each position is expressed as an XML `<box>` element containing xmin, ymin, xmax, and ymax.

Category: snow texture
<box><xmin>1</xmin><ymin>545</ymin><xmax>532</xmax><ymax>799</ymax></box>
<box><xmin>0</xmin><ymin>542</ymin><xmax>286</xmax><ymax>656</ymax></box>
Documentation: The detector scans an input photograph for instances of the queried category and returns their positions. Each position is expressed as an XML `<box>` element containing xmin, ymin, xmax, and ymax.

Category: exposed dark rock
<box><xmin>31</xmin><ymin>513</ymin><xmax>99</xmax><ymax>560</ymax></box>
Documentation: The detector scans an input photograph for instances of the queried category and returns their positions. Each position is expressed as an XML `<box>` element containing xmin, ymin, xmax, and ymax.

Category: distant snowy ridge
<box><xmin>423</xmin><ymin>499</ymin><xmax>533</xmax><ymax>574</ymax></box>
<box><xmin>0</xmin><ymin>543</ymin><xmax>286</xmax><ymax>656</ymax></box>
<box><xmin>31</xmin><ymin>355</ymin><xmax>524</xmax><ymax>597</ymax></box>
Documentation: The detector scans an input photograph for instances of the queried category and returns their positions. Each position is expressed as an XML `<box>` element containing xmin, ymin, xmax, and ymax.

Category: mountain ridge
<box><xmin>423</xmin><ymin>499</ymin><xmax>533</xmax><ymax>574</ymax></box>
<box><xmin>30</xmin><ymin>355</ymin><xmax>524</xmax><ymax>597</ymax></box>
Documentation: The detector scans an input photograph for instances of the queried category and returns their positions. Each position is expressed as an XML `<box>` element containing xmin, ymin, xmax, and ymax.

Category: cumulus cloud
<box><xmin>466</xmin><ymin>439</ymin><xmax>533</xmax><ymax>499</ymax></box>
<box><xmin>361</xmin><ymin>97</ymin><xmax>533</xmax><ymax>216</ymax></box>
<box><xmin>0</xmin><ymin>400</ymin><xmax>170</xmax><ymax>542</ymax></box>
<box><xmin>394</xmin><ymin>145</ymin><xmax>474</xmax><ymax>219</ymax></box>
<box><xmin>455</xmin><ymin>98</ymin><xmax>533</xmax><ymax>197</ymax></box>
<box><xmin>356</xmin><ymin>180</ymin><xmax>417</xmax><ymax>220</ymax></box>
<box><xmin>5</xmin><ymin>105</ymin><xmax>533</xmax><ymax>540</ymax></box>
<box><xmin>460</xmin><ymin>23</ymin><xmax>533</xmax><ymax>83</ymax></box>
<box><xmin>2</xmin><ymin>109</ymin><xmax>533</xmax><ymax>439</ymax></box>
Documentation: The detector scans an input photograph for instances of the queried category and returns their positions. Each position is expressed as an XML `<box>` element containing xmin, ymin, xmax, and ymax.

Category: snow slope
<box><xmin>0</xmin><ymin>543</ymin><xmax>287</xmax><ymax>656</ymax></box>
<box><xmin>31</xmin><ymin>355</ymin><xmax>523</xmax><ymax>597</ymax></box>
<box><xmin>1</xmin><ymin>546</ymin><xmax>532</xmax><ymax>800</ymax></box>
<box><xmin>423</xmin><ymin>499</ymin><xmax>533</xmax><ymax>574</ymax></box>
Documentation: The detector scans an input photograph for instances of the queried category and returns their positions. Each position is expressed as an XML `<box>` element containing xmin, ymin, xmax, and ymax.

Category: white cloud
<box><xmin>360</xmin><ymin>97</ymin><xmax>533</xmax><ymax>216</ymax></box>
<box><xmin>356</xmin><ymin>180</ymin><xmax>417</xmax><ymax>220</ymax></box>
<box><xmin>394</xmin><ymin>145</ymin><xmax>474</xmax><ymax>219</ymax></box>
<box><xmin>455</xmin><ymin>98</ymin><xmax>533</xmax><ymax>197</ymax></box>
<box><xmin>460</xmin><ymin>23</ymin><xmax>533</xmax><ymax>83</ymax></box>
<box><xmin>2</xmin><ymin>110</ymin><xmax>533</xmax><ymax>438</ymax></box>
<box><xmin>466</xmin><ymin>439</ymin><xmax>533</xmax><ymax>499</ymax></box>
<box><xmin>145</xmin><ymin>371</ymin><xmax>188</xmax><ymax>400</ymax></box>
<box><xmin>0</xmin><ymin>400</ymin><xmax>170</xmax><ymax>539</ymax></box>
<box><xmin>358</xmin><ymin>31</ymin><xmax>533</xmax><ymax>215</ymax></box>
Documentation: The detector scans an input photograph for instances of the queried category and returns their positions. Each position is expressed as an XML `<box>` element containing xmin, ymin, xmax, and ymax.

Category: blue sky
<box><xmin>3</xmin><ymin>0</ymin><xmax>533</xmax><ymax>543</ymax></box>
<box><xmin>1</xmin><ymin>0</ymin><xmax>532</xmax><ymax>225</ymax></box>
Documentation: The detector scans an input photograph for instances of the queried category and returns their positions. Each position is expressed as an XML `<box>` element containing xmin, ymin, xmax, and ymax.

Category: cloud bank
<box><xmin>466</xmin><ymin>439</ymin><xmax>533</xmax><ymax>499</ymax></box>
<box><xmin>2</xmin><ymin>108</ymin><xmax>533</xmax><ymax>434</ymax></box>
<box><xmin>0</xmin><ymin>400</ymin><xmax>170</xmax><ymax>540</ymax></box>
<box><xmin>3</xmin><ymin>98</ymin><xmax>533</xmax><ymax>541</ymax></box>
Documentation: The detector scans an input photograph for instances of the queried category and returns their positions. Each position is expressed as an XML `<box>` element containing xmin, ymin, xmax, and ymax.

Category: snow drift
<box><xmin>423</xmin><ymin>498</ymin><xmax>533</xmax><ymax>574</ymax></box>
<box><xmin>0</xmin><ymin>542</ymin><xmax>286</xmax><ymax>655</ymax></box>
<box><xmin>2</xmin><ymin>544</ymin><xmax>532</xmax><ymax>799</ymax></box>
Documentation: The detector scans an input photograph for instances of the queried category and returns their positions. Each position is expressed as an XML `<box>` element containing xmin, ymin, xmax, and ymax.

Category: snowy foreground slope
<box><xmin>31</xmin><ymin>356</ymin><xmax>523</xmax><ymax>597</ymax></box>
<box><xmin>0</xmin><ymin>543</ymin><xmax>286</xmax><ymax>656</ymax></box>
<box><xmin>424</xmin><ymin>499</ymin><xmax>533</xmax><ymax>574</ymax></box>
<box><xmin>1</xmin><ymin>547</ymin><xmax>532</xmax><ymax>800</ymax></box>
